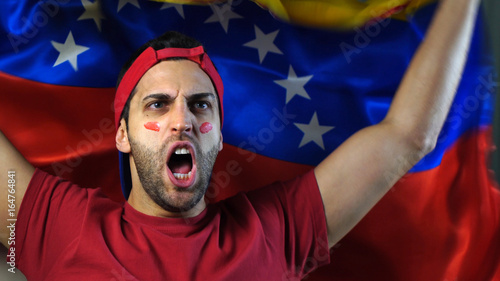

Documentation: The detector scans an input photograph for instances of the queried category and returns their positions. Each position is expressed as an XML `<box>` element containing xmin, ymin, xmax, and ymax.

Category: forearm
<box><xmin>384</xmin><ymin>0</ymin><xmax>481</xmax><ymax>149</ymax></box>
<box><xmin>0</xmin><ymin>130</ymin><xmax>34</xmax><ymax>247</ymax></box>
<box><xmin>317</xmin><ymin>0</ymin><xmax>483</xmax><ymax>248</ymax></box>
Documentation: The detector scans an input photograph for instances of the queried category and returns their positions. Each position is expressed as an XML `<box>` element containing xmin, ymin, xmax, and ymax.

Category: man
<box><xmin>0</xmin><ymin>0</ymin><xmax>481</xmax><ymax>279</ymax></box>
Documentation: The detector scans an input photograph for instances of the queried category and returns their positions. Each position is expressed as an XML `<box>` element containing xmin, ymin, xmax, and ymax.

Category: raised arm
<box><xmin>0</xmin><ymin>130</ymin><xmax>35</xmax><ymax>247</ymax></box>
<box><xmin>316</xmin><ymin>0</ymin><xmax>482</xmax><ymax>248</ymax></box>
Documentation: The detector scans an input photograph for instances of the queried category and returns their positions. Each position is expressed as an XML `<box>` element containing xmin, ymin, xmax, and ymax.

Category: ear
<box><xmin>116</xmin><ymin>119</ymin><xmax>131</xmax><ymax>153</ymax></box>
<box><xmin>218</xmin><ymin>132</ymin><xmax>223</xmax><ymax>152</ymax></box>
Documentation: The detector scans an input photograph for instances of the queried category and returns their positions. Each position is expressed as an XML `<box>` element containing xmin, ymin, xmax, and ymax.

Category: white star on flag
<box><xmin>117</xmin><ymin>0</ymin><xmax>140</xmax><ymax>12</ymax></box>
<box><xmin>204</xmin><ymin>2</ymin><xmax>243</xmax><ymax>33</ymax></box>
<box><xmin>243</xmin><ymin>25</ymin><xmax>282</xmax><ymax>63</ymax></box>
<box><xmin>160</xmin><ymin>3</ymin><xmax>184</xmax><ymax>19</ymax></box>
<box><xmin>78</xmin><ymin>0</ymin><xmax>105</xmax><ymax>32</ymax></box>
<box><xmin>274</xmin><ymin>65</ymin><xmax>314</xmax><ymax>104</ymax></box>
<box><xmin>51</xmin><ymin>31</ymin><xmax>89</xmax><ymax>71</ymax></box>
<box><xmin>294</xmin><ymin>112</ymin><xmax>334</xmax><ymax>150</ymax></box>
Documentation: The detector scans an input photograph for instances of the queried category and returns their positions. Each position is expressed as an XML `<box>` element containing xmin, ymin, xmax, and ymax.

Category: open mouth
<box><xmin>166</xmin><ymin>142</ymin><xmax>197</xmax><ymax>188</ymax></box>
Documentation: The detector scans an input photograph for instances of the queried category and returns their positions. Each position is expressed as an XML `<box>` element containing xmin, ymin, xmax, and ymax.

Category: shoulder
<box><xmin>215</xmin><ymin>169</ymin><xmax>318</xmax><ymax>221</ymax></box>
<box><xmin>20</xmin><ymin>168</ymin><xmax>121</xmax><ymax>224</ymax></box>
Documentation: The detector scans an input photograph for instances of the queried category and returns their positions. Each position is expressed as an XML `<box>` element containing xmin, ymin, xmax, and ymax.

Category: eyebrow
<box><xmin>142</xmin><ymin>93</ymin><xmax>173</xmax><ymax>103</ymax></box>
<box><xmin>187</xmin><ymin>92</ymin><xmax>217</xmax><ymax>102</ymax></box>
<box><xmin>142</xmin><ymin>92</ymin><xmax>216</xmax><ymax>103</ymax></box>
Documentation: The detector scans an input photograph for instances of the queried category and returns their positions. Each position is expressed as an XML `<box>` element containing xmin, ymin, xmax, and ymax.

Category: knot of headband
<box><xmin>114</xmin><ymin>46</ymin><xmax>224</xmax><ymax>129</ymax></box>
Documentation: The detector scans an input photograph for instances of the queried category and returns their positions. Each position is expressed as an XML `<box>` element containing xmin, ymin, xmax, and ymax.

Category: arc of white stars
<box><xmin>78</xmin><ymin>0</ymin><xmax>105</xmax><ymax>32</ymax></box>
<box><xmin>117</xmin><ymin>0</ymin><xmax>140</xmax><ymax>12</ymax></box>
<box><xmin>243</xmin><ymin>25</ymin><xmax>282</xmax><ymax>63</ymax></box>
<box><xmin>160</xmin><ymin>3</ymin><xmax>184</xmax><ymax>19</ymax></box>
<box><xmin>294</xmin><ymin>112</ymin><xmax>334</xmax><ymax>150</ymax></box>
<box><xmin>51</xmin><ymin>31</ymin><xmax>89</xmax><ymax>71</ymax></box>
<box><xmin>204</xmin><ymin>2</ymin><xmax>242</xmax><ymax>33</ymax></box>
<box><xmin>274</xmin><ymin>65</ymin><xmax>314</xmax><ymax>104</ymax></box>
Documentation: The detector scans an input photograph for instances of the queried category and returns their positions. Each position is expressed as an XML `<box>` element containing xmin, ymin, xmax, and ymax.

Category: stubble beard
<box><xmin>129</xmin><ymin>134</ymin><xmax>219</xmax><ymax>214</ymax></box>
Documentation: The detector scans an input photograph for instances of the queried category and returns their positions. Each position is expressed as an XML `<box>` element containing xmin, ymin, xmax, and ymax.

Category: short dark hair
<box><xmin>116</xmin><ymin>31</ymin><xmax>203</xmax><ymax>128</ymax></box>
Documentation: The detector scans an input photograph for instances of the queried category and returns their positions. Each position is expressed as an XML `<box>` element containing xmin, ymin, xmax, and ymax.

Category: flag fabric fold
<box><xmin>0</xmin><ymin>0</ymin><xmax>498</xmax><ymax>280</ymax></box>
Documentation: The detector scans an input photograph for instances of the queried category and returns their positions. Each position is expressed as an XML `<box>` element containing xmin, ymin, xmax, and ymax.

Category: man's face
<box><xmin>118</xmin><ymin>59</ymin><xmax>222</xmax><ymax>216</ymax></box>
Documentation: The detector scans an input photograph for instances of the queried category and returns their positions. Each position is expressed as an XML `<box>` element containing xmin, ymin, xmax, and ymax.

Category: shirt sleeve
<box><xmin>15</xmin><ymin>168</ymin><xmax>89</xmax><ymax>276</ymax></box>
<box><xmin>246</xmin><ymin>170</ymin><xmax>331</xmax><ymax>279</ymax></box>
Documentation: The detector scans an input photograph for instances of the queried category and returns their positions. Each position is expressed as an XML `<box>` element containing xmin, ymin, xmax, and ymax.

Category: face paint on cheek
<box><xmin>144</xmin><ymin>122</ymin><xmax>160</xmax><ymax>132</ymax></box>
<box><xmin>200</xmin><ymin>122</ymin><xmax>213</xmax><ymax>134</ymax></box>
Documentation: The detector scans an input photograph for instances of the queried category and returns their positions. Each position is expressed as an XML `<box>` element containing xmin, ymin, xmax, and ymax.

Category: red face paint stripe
<box><xmin>200</xmin><ymin>122</ymin><xmax>213</xmax><ymax>134</ymax></box>
<box><xmin>144</xmin><ymin>122</ymin><xmax>160</xmax><ymax>132</ymax></box>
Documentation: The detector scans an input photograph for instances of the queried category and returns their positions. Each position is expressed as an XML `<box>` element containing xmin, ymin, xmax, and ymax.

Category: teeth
<box><xmin>174</xmin><ymin>148</ymin><xmax>190</xmax><ymax>155</ymax></box>
<box><xmin>173</xmin><ymin>171</ymin><xmax>192</xmax><ymax>180</ymax></box>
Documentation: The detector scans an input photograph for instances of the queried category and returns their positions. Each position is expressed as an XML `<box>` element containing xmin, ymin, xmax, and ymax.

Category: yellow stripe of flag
<box><xmin>151</xmin><ymin>0</ymin><xmax>436</xmax><ymax>29</ymax></box>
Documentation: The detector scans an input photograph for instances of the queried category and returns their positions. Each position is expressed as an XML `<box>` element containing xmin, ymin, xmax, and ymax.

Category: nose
<box><xmin>169</xmin><ymin>102</ymin><xmax>192</xmax><ymax>134</ymax></box>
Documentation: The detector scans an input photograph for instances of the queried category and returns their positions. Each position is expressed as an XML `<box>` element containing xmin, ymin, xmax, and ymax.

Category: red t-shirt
<box><xmin>16</xmin><ymin>169</ymin><xmax>330</xmax><ymax>280</ymax></box>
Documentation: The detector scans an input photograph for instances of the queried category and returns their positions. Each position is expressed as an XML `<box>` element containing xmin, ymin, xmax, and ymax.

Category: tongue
<box><xmin>171</xmin><ymin>163</ymin><xmax>191</xmax><ymax>174</ymax></box>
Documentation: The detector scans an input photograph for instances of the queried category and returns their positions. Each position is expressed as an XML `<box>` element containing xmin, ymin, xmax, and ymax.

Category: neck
<box><xmin>127</xmin><ymin>188</ymin><xmax>207</xmax><ymax>218</ymax></box>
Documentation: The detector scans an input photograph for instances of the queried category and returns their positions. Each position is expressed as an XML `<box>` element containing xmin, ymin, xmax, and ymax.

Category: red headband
<box><xmin>114</xmin><ymin>46</ymin><xmax>224</xmax><ymax>129</ymax></box>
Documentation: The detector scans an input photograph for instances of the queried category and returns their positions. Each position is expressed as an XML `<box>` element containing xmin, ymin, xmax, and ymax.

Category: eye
<box><xmin>148</xmin><ymin>101</ymin><xmax>164</xmax><ymax>109</ymax></box>
<box><xmin>193</xmin><ymin>101</ymin><xmax>210</xmax><ymax>110</ymax></box>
